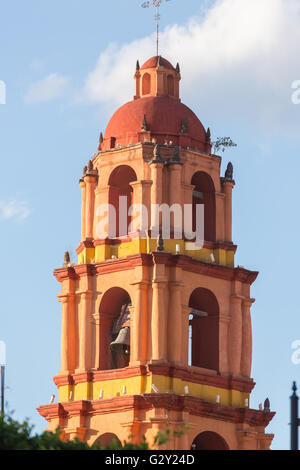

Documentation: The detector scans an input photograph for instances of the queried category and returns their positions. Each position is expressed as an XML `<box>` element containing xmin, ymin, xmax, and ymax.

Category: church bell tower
<box><xmin>38</xmin><ymin>56</ymin><xmax>275</xmax><ymax>450</ymax></box>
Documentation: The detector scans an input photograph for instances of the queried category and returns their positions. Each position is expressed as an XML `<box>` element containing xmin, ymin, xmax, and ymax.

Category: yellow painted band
<box><xmin>58</xmin><ymin>374</ymin><xmax>249</xmax><ymax>408</ymax></box>
<box><xmin>78</xmin><ymin>239</ymin><xmax>234</xmax><ymax>267</ymax></box>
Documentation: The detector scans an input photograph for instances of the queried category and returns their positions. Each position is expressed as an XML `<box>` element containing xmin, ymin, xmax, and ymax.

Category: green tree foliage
<box><xmin>0</xmin><ymin>414</ymin><xmax>149</xmax><ymax>450</ymax></box>
<box><xmin>0</xmin><ymin>413</ymin><xmax>189</xmax><ymax>450</ymax></box>
<box><xmin>212</xmin><ymin>137</ymin><xmax>237</xmax><ymax>154</ymax></box>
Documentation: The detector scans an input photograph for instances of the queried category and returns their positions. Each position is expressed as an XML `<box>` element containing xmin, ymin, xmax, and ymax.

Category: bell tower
<box><xmin>38</xmin><ymin>56</ymin><xmax>275</xmax><ymax>450</ymax></box>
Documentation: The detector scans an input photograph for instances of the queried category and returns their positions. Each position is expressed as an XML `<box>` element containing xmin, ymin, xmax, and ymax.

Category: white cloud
<box><xmin>82</xmin><ymin>0</ymin><xmax>300</xmax><ymax>135</ymax></box>
<box><xmin>0</xmin><ymin>200</ymin><xmax>31</xmax><ymax>221</ymax></box>
<box><xmin>25</xmin><ymin>73</ymin><xmax>70</xmax><ymax>103</ymax></box>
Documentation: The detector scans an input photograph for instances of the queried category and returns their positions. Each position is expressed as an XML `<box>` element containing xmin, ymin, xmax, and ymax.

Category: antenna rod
<box><xmin>156</xmin><ymin>1</ymin><xmax>159</xmax><ymax>56</ymax></box>
<box><xmin>142</xmin><ymin>0</ymin><xmax>171</xmax><ymax>57</ymax></box>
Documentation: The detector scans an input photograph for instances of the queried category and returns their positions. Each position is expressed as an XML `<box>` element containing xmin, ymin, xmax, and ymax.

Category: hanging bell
<box><xmin>110</xmin><ymin>327</ymin><xmax>130</xmax><ymax>355</ymax></box>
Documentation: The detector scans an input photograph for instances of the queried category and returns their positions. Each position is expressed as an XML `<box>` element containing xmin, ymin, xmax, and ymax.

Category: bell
<box><xmin>110</xmin><ymin>327</ymin><xmax>130</xmax><ymax>355</ymax></box>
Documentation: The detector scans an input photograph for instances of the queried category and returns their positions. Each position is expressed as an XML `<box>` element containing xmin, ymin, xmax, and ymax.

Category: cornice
<box><xmin>54</xmin><ymin>252</ymin><xmax>258</xmax><ymax>285</ymax></box>
<box><xmin>37</xmin><ymin>394</ymin><xmax>275</xmax><ymax>428</ymax></box>
<box><xmin>53</xmin><ymin>364</ymin><xmax>255</xmax><ymax>393</ymax></box>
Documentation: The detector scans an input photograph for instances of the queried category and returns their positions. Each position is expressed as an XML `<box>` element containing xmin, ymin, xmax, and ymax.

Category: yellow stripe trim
<box><xmin>78</xmin><ymin>239</ymin><xmax>234</xmax><ymax>267</ymax></box>
<box><xmin>58</xmin><ymin>374</ymin><xmax>249</xmax><ymax>408</ymax></box>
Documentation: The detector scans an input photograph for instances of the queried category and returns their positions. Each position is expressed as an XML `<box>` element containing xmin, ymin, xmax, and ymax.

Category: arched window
<box><xmin>108</xmin><ymin>165</ymin><xmax>137</xmax><ymax>237</ymax></box>
<box><xmin>99</xmin><ymin>287</ymin><xmax>132</xmax><ymax>370</ymax></box>
<box><xmin>191</xmin><ymin>432</ymin><xmax>229</xmax><ymax>450</ymax></box>
<box><xmin>94</xmin><ymin>433</ymin><xmax>121</xmax><ymax>448</ymax></box>
<box><xmin>188</xmin><ymin>288</ymin><xmax>219</xmax><ymax>371</ymax></box>
<box><xmin>142</xmin><ymin>73</ymin><xmax>151</xmax><ymax>95</ymax></box>
<box><xmin>167</xmin><ymin>74</ymin><xmax>174</xmax><ymax>96</ymax></box>
<box><xmin>191</xmin><ymin>172</ymin><xmax>216</xmax><ymax>242</ymax></box>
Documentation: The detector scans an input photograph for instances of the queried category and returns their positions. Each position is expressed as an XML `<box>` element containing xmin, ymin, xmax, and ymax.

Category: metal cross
<box><xmin>141</xmin><ymin>0</ymin><xmax>172</xmax><ymax>57</ymax></box>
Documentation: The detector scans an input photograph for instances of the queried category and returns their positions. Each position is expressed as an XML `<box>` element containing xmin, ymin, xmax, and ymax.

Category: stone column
<box><xmin>92</xmin><ymin>313</ymin><xmax>100</xmax><ymax>370</ymax></box>
<box><xmin>99</xmin><ymin>314</ymin><xmax>112</xmax><ymax>370</ymax></box>
<box><xmin>58</xmin><ymin>294</ymin><xmax>75</xmax><ymax>374</ymax></box>
<box><xmin>129</xmin><ymin>180</ymin><xmax>152</xmax><ymax>235</ymax></box>
<box><xmin>78</xmin><ymin>291</ymin><xmax>93</xmax><ymax>372</ymax></box>
<box><xmin>84</xmin><ymin>175</ymin><xmax>97</xmax><ymax>240</ymax></box>
<box><xmin>79</xmin><ymin>180</ymin><xmax>86</xmax><ymax>241</ymax></box>
<box><xmin>237</xmin><ymin>430</ymin><xmax>258</xmax><ymax>450</ymax></box>
<box><xmin>168</xmin><ymin>163</ymin><xmax>182</xmax><ymax>237</ymax></box>
<box><xmin>151</xmin><ymin>279</ymin><xmax>168</xmax><ymax>362</ymax></box>
<box><xmin>131</xmin><ymin>281</ymin><xmax>148</xmax><ymax>364</ymax></box>
<box><xmin>228</xmin><ymin>295</ymin><xmax>243</xmax><ymax>377</ymax></box>
<box><xmin>181</xmin><ymin>306</ymin><xmax>190</xmax><ymax>366</ymax></box>
<box><xmin>215</xmin><ymin>192</ymin><xmax>225</xmax><ymax>242</ymax></box>
<box><xmin>150</xmin><ymin>161</ymin><xmax>163</xmax><ymax>232</ymax></box>
<box><xmin>218</xmin><ymin>312</ymin><xmax>231</xmax><ymax>374</ymax></box>
<box><xmin>240</xmin><ymin>299</ymin><xmax>254</xmax><ymax>377</ymax></box>
<box><xmin>223</xmin><ymin>181</ymin><xmax>234</xmax><ymax>243</ymax></box>
<box><xmin>168</xmin><ymin>282</ymin><xmax>183</xmax><ymax>365</ymax></box>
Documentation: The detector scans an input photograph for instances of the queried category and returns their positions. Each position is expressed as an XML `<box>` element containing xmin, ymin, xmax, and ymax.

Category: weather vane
<box><xmin>141</xmin><ymin>0</ymin><xmax>172</xmax><ymax>57</ymax></box>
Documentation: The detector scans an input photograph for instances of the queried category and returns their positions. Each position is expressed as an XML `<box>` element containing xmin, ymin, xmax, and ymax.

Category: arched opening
<box><xmin>188</xmin><ymin>288</ymin><xmax>219</xmax><ymax>371</ymax></box>
<box><xmin>99</xmin><ymin>287</ymin><xmax>132</xmax><ymax>370</ymax></box>
<box><xmin>167</xmin><ymin>74</ymin><xmax>174</xmax><ymax>96</ymax></box>
<box><xmin>191</xmin><ymin>172</ymin><xmax>216</xmax><ymax>242</ymax></box>
<box><xmin>94</xmin><ymin>432</ymin><xmax>121</xmax><ymax>449</ymax></box>
<box><xmin>108</xmin><ymin>165</ymin><xmax>137</xmax><ymax>237</ymax></box>
<box><xmin>142</xmin><ymin>73</ymin><xmax>151</xmax><ymax>95</ymax></box>
<box><xmin>191</xmin><ymin>432</ymin><xmax>229</xmax><ymax>450</ymax></box>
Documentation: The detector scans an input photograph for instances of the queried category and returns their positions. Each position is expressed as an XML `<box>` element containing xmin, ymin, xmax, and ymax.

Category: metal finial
<box><xmin>173</xmin><ymin>146</ymin><xmax>180</xmax><ymax>162</ymax></box>
<box><xmin>206</xmin><ymin>127</ymin><xmax>211</xmax><ymax>143</ymax></box>
<box><xmin>141</xmin><ymin>0</ymin><xmax>172</xmax><ymax>57</ymax></box>
<box><xmin>169</xmin><ymin>145</ymin><xmax>182</xmax><ymax>164</ymax></box>
<box><xmin>141</xmin><ymin>114</ymin><xmax>148</xmax><ymax>131</ymax></box>
<box><xmin>64</xmin><ymin>251</ymin><xmax>70</xmax><ymax>267</ymax></box>
<box><xmin>176</xmin><ymin>62</ymin><xmax>180</xmax><ymax>74</ymax></box>
<box><xmin>157</xmin><ymin>234</ymin><xmax>164</xmax><ymax>251</ymax></box>
<box><xmin>225</xmin><ymin>162</ymin><xmax>233</xmax><ymax>180</ymax></box>
<box><xmin>181</xmin><ymin>116</ymin><xmax>188</xmax><ymax>134</ymax></box>
<box><xmin>152</xmin><ymin>144</ymin><xmax>163</xmax><ymax>163</ymax></box>
<box><xmin>292</xmin><ymin>381</ymin><xmax>298</xmax><ymax>395</ymax></box>
<box><xmin>87</xmin><ymin>159</ymin><xmax>93</xmax><ymax>173</ymax></box>
<box><xmin>136</xmin><ymin>60</ymin><xmax>140</xmax><ymax>71</ymax></box>
<box><xmin>263</xmin><ymin>398</ymin><xmax>270</xmax><ymax>412</ymax></box>
<box><xmin>99</xmin><ymin>132</ymin><xmax>104</xmax><ymax>144</ymax></box>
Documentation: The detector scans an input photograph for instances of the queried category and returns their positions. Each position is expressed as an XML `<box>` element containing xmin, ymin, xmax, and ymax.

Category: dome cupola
<box><xmin>100</xmin><ymin>56</ymin><xmax>211</xmax><ymax>153</ymax></box>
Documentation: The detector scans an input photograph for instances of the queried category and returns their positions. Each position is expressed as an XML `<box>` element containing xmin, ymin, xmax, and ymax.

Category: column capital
<box><xmin>219</xmin><ymin>313</ymin><xmax>231</xmax><ymax>324</ymax></box>
<box><xmin>130</xmin><ymin>280</ymin><xmax>150</xmax><ymax>288</ymax></box>
<box><xmin>168</xmin><ymin>280</ymin><xmax>183</xmax><ymax>289</ymax></box>
<box><xmin>152</xmin><ymin>278</ymin><xmax>168</xmax><ymax>285</ymax></box>
<box><xmin>129</xmin><ymin>179</ymin><xmax>153</xmax><ymax>188</ymax></box>
<box><xmin>222</xmin><ymin>179</ymin><xmax>235</xmax><ymax>189</ymax></box>
<box><xmin>57</xmin><ymin>293</ymin><xmax>75</xmax><ymax>304</ymax></box>
<box><xmin>150</xmin><ymin>160</ymin><xmax>164</xmax><ymax>168</ymax></box>
<box><xmin>92</xmin><ymin>313</ymin><xmax>100</xmax><ymax>325</ymax></box>
<box><xmin>75</xmin><ymin>290</ymin><xmax>94</xmax><ymax>299</ymax></box>
<box><xmin>215</xmin><ymin>191</ymin><xmax>225</xmax><ymax>200</ymax></box>
<box><xmin>242</xmin><ymin>298</ymin><xmax>255</xmax><ymax>307</ymax></box>
<box><xmin>231</xmin><ymin>294</ymin><xmax>243</xmax><ymax>304</ymax></box>
<box><xmin>84</xmin><ymin>174</ymin><xmax>98</xmax><ymax>184</ymax></box>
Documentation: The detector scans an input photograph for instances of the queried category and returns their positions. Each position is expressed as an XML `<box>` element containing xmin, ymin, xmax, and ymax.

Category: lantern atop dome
<box><xmin>134</xmin><ymin>55</ymin><xmax>181</xmax><ymax>100</ymax></box>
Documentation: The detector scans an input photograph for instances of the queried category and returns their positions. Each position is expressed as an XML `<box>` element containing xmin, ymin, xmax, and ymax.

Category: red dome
<box><xmin>102</xmin><ymin>96</ymin><xmax>207</xmax><ymax>151</ymax></box>
<box><xmin>141</xmin><ymin>56</ymin><xmax>175</xmax><ymax>71</ymax></box>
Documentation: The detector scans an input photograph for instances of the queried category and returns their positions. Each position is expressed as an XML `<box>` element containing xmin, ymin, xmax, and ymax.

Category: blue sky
<box><xmin>1</xmin><ymin>0</ymin><xmax>300</xmax><ymax>450</ymax></box>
